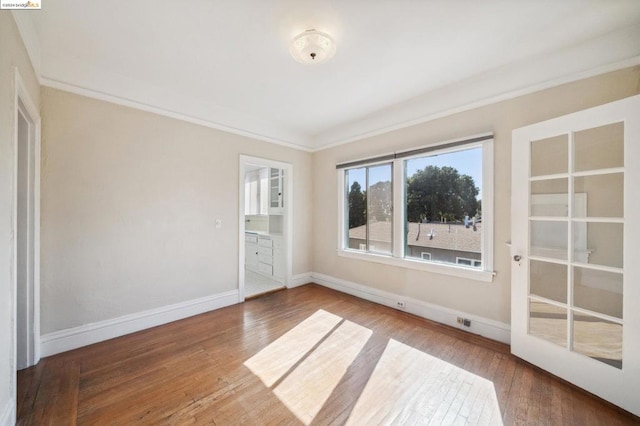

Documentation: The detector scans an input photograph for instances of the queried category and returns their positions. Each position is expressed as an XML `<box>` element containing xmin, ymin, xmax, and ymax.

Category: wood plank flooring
<box><xmin>17</xmin><ymin>284</ymin><xmax>640</xmax><ymax>425</ymax></box>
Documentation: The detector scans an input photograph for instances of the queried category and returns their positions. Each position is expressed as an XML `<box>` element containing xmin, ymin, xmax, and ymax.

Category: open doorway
<box><xmin>239</xmin><ymin>156</ymin><xmax>292</xmax><ymax>300</ymax></box>
<box><xmin>14</xmin><ymin>70</ymin><xmax>41</xmax><ymax>372</ymax></box>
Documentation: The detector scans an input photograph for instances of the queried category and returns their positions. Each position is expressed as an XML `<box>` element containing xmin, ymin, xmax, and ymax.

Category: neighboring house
<box><xmin>348</xmin><ymin>221</ymin><xmax>481</xmax><ymax>266</ymax></box>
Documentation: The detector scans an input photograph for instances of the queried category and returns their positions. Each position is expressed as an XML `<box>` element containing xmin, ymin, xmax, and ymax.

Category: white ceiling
<box><xmin>14</xmin><ymin>0</ymin><xmax>640</xmax><ymax>150</ymax></box>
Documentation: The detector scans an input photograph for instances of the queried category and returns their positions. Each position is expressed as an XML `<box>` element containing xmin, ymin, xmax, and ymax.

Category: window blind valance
<box><xmin>335</xmin><ymin>133</ymin><xmax>493</xmax><ymax>169</ymax></box>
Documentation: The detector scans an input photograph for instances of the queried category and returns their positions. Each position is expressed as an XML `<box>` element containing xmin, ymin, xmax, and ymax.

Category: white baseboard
<box><xmin>41</xmin><ymin>290</ymin><xmax>239</xmax><ymax>357</ymax></box>
<box><xmin>0</xmin><ymin>399</ymin><xmax>14</xmax><ymax>426</ymax></box>
<box><xmin>289</xmin><ymin>272</ymin><xmax>313</xmax><ymax>288</ymax></box>
<box><xmin>38</xmin><ymin>273</ymin><xmax>509</xmax><ymax>357</ymax></box>
<box><xmin>311</xmin><ymin>272</ymin><xmax>511</xmax><ymax>344</ymax></box>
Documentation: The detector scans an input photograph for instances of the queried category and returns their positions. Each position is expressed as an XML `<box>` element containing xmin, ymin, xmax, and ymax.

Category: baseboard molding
<box><xmin>0</xmin><ymin>399</ymin><xmax>14</xmax><ymax>426</ymax></box>
<box><xmin>41</xmin><ymin>290</ymin><xmax>239</xmax><ymax>357</ymax></box>
<box><xmin>38</xmin><ymin>273</ymin><xmax>509</xmax><ymax>357</ymax></box>
<box><xmin>311</xmin><ymin>272</ymin><xmax>511</xmax><ymax>344</ymax></box>
<box><xmin>289</xmin><ymin>272</ymin><xmax>313</xmax><ymax>288</ymax></box>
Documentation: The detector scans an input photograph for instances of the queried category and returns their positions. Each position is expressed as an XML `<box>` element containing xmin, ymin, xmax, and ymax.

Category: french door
<box><xmin>511</xmin><ymin>95</ymin><xmax>640</xmax><ymax>416</ymax></box>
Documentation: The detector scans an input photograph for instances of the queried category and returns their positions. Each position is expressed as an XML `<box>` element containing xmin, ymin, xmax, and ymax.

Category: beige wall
<box><xmin>40</xmin><ymin>88</ymin><xmax>313</xmax><ymax>334</ymax></box>
<box><xmin>6</xmin><ymin>18</ymin><xmax>640</xmax><ymax>401</ymax></box>
<box><xmin>312</xmin><ymin>67</ymin><xmax>640</xmax><ymax>324</ymax></box>
<box><xmin>0</xmin><ymin>11</ymin><xmax>40</xmax><ymax>420</ymax></box>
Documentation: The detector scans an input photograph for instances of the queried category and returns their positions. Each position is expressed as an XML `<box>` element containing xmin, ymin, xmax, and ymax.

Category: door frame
<box><xmin>238</xmin><ymin>155</ymin><xmax>293</xmax><ymax>301</ymax></box>
<box><xmin>12</xmin><ymin>67</ymin><xmax>41</xmax><ymax>374</ymax></box>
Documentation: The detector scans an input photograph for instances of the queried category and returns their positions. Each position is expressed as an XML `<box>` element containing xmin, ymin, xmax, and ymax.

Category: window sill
<box><xmin>337</xmin><ymin>249</ymin><xmax>495</xmax><ymax>283</ymax></box>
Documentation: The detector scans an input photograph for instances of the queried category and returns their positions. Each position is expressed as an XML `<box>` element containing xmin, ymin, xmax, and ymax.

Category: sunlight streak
<box><xmin>244</xmin><ymin>309</ymin><xmax>342</xmax><ymax>387</ymax></box>
<box><xmin>274</xmin><ymin>320</ymin><xmax>372</xmax><ymax>425</ymax></box>
<box><xmin>346</xmin><ymin>339</ymin><xmax>503</xmax><ymax>425</ymax></box>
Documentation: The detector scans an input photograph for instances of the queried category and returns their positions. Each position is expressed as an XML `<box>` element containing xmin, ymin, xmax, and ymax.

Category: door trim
<box><xmin>13</xmin><ymin>68</ymin><xmax>41</xmax><ymax>372</ymax></box>
<box><xmin>238</xmin><ymin>155</ymin><xmax>293</xmax><ymax>302</ymax></box>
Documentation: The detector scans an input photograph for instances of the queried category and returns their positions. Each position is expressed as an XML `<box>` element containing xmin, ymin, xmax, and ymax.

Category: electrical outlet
<box><xmin>457</xmin><ymin>317</ymin><xmax>471</xmax><ymax>327</ymax></box>
<box><xmin>396</xmin><ymin>301</ymin><xmax>406</xmax><ymax>309</ymax></box>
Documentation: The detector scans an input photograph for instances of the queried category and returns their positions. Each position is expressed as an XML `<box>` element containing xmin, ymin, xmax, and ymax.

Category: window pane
<box><xmin>577</xmin><ymin>222</ymin><xmax>623</xmax><ymax>268</ymax></box>
<box><xmin>529</xmin><ymin>300</ymin><xmax>567</xmax><ymax>348</ymax></box>
<box><xmin>530</xmin><ymin>220</ymin><xmax>567</xmax><ymax>260</ymax></box>
<box><xmin>574</xmin><ymin>122</ymin><xmax>623</xmax><ymax>172</ymax></box>
<box><xmin>405</xmin><ymin>147</ymin><xmax>482</xmax><ymax>267</ymax></box>
<box><xmin>530</xmin><ymin>260</ymin><xmax>567</xmax><ymax>303</ymax></box>
<box><xmin>530</xmin><ymin>179</ymin><xmax>568</xmax><ymax>217</ymax></box>
<box><xmin>367</xmin><ymin>164</ymin><xmax>392</xmax><ymax>254</ymax></box>
<box><xmin>346</xmin><ymin>168</ymin><xmax>367</xmax><ymax>250</ymax></box>
<box><xmin>531</xmin><ymin>134</ymin><xmax>568</xmax><ymax>177</ymax></box>
<box><xmin>573</xmin><ymin>173</ymin><xmax>623</xmax><ymax>218</ymax></box>
<box><xmin>573</xmin><ymin>312</ymin><xmax>622</xmax><ymax>369</ymax></box>
<box><xmin>573</xmin><ymin>267</ymin><xmax>622</xmax><ymax>319</ymax></box>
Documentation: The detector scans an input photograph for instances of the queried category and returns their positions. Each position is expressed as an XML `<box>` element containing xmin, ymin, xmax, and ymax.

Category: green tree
<box><xmin>348</xmin><ymin>181</ymin><xmax>366</xmax><ymax>228</ymax></box>
<box><xmin>368</xmin><ymin>180</ymin><xmax>392</xmax><ymax>221</ymax></box>
<box><xmin>406</xmin><ymin>166</ymin><xmax>479</xmax><ymax>223</ymax></box>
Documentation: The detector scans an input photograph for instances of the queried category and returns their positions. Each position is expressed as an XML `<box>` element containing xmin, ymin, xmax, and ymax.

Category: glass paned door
<box><xmin>511</xmin><ymin>94</ymin><xmax>640</xmax><ymax>416</ymax></box>
<box><xmin>528</xmin><ymin>123</ymin><xmax>624</xmax><ymax>369</ymax></box>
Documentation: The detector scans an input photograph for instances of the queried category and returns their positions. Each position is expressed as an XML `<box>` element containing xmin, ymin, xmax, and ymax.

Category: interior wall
<box><xmin>0</xmin><ymin>11</ymin><xmax>40</xmax><ymax>421</ymax></box>
<box><xmin>312</xmin><ymin>66</ymin><xmax>640</xmax><ymax>324</ymax></box>
<box><xmin>40</xmin><ymin>87</ymin><xmax>313</xmax><ymax>334</ymax></box>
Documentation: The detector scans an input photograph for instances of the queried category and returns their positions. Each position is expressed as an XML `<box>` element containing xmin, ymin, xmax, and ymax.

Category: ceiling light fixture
<box><xmin>289</xmin><ymin>29</ymin><xmax>336</xmax><ymax>64</ymax></box>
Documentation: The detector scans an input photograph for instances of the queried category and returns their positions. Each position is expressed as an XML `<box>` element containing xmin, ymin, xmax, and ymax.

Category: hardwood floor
<box><xmin>17</xmin><ymin>284</ymin><xmax>640</xmax><ymax>425</ymax></box>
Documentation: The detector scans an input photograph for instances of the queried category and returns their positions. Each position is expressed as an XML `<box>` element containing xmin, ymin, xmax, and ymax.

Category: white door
<box><xmin>511</xmin><ymin>94</ymin><xmax>640</xmax><ymax>416</ymax></box>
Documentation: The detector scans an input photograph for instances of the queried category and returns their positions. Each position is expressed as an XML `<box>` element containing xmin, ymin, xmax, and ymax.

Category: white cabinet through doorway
<box><xmin>269</xmin><ymin>168</ymin><xmax>284</xmax><ymax>215</ymax></box>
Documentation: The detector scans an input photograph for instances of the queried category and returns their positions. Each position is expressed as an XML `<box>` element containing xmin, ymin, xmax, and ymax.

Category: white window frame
<box><xmin>456</xmin><ymin>257</ymin><xmax>482</xmax><ymax>268</ymax></box>
<box><xmin>337</xmin><ymin>135</ymin><xmax>495</xmax><ymax>283</ymax></box>
<box><xmin>343</xmin><ymin>160</ymin><xmax>394</xmax><ymax>254</ymax></box>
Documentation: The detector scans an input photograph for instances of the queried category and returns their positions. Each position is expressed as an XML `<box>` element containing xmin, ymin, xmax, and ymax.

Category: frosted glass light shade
<box><xmin>289</xmin><ymin>29</ymin><xmax>336</xmax><ymax>64</ymax></box>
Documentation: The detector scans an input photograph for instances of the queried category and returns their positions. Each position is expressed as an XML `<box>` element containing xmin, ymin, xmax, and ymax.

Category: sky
<box><xmin>347</xmin><ymin>147</ymin><xmax>483</xmax><ymax>199</ymax></box>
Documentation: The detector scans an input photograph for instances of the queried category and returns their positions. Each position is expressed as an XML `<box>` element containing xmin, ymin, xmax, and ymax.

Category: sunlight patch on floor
<box><xmin>244</xmin><ymin>310</ymin><xmax>502</xmax><ymax>425</ymax></box>
<box><xmin>243</xmin><ymin>309</ymin><xmax>341</xmax><ymax>387</ymax></box>
<box><xmin>346</xmin><ymin>339</ymin><xmax>503</xmax><ymax>425</ymax></box>
<box><xmin>273</xmin><ymin>320</ymin><xmax>372</xmax><ymax>425</ymax></box>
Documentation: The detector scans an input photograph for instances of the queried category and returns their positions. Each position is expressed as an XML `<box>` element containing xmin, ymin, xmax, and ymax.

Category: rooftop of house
<box><xmin>349</xmin><ymin>221</ymin><xmax>481</xmax><ymax>253</ymax></box>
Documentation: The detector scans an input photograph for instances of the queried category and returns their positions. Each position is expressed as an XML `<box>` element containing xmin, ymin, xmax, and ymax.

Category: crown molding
<box><xmin>11</xmin><ymin>10</ymin><xmax>315</xmax><ymax>151</ymax></box>
<box><xmin>40</xmin><ymin>77</ymin><xmax>314</xmax><ymax>152</ymax></box>
<box><xmin>312</xmin><ymin>24</ymin><xmax>640</xmax><ymax>151</ymax></box>
<box><xmin>12</xmin><ymin>11</ymin><xmax>640</xmax><ymax>154</ymax></box>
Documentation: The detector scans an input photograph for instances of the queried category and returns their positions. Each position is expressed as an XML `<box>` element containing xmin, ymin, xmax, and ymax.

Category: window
<box><xmin>345</xmin><ymin>163</ymin><xmax>392</xmax><ymax>254</ymax></box>
<box><xmin>244</xmin><ymin>168</ymin><xmax>269</xmax><ymax>215</ymax></box>
<box><xmin>405</xmin><ymin>146</ymin><xmax>482</xmax><ymax>268</ymax></box>
<box><xmin>338</xmin><ymin>135</ymin><xmax>494</xmax><ymax>282</ymax></box>
<box><xmin>456</xmin><ymin>257</ymin><xmax>482</xmax><ymax>267</ymax></box>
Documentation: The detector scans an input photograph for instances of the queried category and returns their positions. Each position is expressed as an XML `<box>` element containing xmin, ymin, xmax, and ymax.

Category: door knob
<box><xmin>513</xmin><ymin>255</ymin><xmax>522</xmax><ymax>262</ymax></box>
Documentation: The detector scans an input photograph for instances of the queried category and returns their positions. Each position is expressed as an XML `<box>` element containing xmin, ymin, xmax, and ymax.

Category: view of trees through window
<box><xmin>346</xmin><ymin>146</ymin><xmax>483</xmax><ymax>268</ymax></box>
<box><xmin>346</xmin><ymin>164</ymin><xmax>392</xmax><ymax>253</ymax></box>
